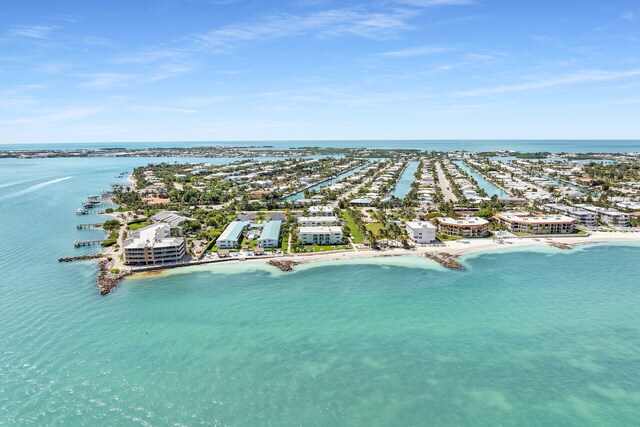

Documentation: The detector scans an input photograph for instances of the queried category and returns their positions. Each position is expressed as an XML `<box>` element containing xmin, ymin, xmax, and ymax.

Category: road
<box><xmin>435</xmin><ymin>161</ymin><xmax>458</xmax><ymax>203</ymax></box>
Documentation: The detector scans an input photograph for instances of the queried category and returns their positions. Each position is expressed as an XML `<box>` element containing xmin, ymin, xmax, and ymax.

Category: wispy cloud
<box><xmin>379</xmin><ymin>45</ymin><xmax>452</xmax><ymax>57</ymax></box>
<box><xmin>191</xmin><ymin>8</ymin><xmax>419</xmax><ymax>49</ymax></box>
<box><xmin>456</xmin><ymin>68</ymin><xmax>640</xmax><ymax>97</ymax></box>
<box><xmin>6</xmin><ymin>25</ymin><xmax>58</xmax><ymax>39</ymax></box>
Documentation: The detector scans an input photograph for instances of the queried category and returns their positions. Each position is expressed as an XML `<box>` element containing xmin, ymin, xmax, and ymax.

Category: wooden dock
<box><xmin>76</xmin><ymin>223</ymin><xmax>104</xmax><ymax>229</ymax></box>
<box><xmin>74</xmin><ymin>239</ymin><xmax>105</xmax><ymax>247</ymax></box>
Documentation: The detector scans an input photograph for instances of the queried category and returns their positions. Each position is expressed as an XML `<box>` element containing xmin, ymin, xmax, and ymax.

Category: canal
<box><xmin>391</xmin><ymin>161</ymin><xmax>419</xmax><ymax>198</ymax></box>
<box><xmin>453</xmin><ymin>160</ymin><xmax>509</xmax><ymax>198</ymax></box>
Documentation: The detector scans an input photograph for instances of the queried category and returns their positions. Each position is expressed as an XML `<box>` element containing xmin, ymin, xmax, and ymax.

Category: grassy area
<box><xmin>342</xmin><ymin>211</ymin><xmax>363</xmax><ymax>243</ymax></box>
<box><xmin>126</xmin><ymin>219</ymin><xmax>151</xmax><ymax>230</ymax></box>
<box><xmin>279</xmin><ymin>233</ymin><xmax>289</xmax><ymax>253</ymax></box>
<box><xmin>436</xmin><ymin>232</ymin><xmax>461</xmax><ymax>241</ymax></box>
<box><xmin>365</xmin><ymin>222</ymin><xmax>385</xmax><ymax>236</ymax></box>
<box><xmin>101</xmin><ymin>239</ymin><xmax>118</xmax><ymax>247</ymax></box>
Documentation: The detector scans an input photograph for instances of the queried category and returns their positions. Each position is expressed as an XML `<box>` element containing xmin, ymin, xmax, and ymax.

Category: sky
<box><xmin>1</xmin><ymin>0</ymin><xmax>640</xmax><ymax>143</ymax></box>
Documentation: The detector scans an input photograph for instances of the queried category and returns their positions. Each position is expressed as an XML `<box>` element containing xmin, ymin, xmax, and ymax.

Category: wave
<box><xmin>0</xmin><ymin>178</ymin><xmax>41</xmax><ymax>190</ymax></box>
<box><xmin>0</xmin><ymin>176</ymin><xmax>72</xmax><ymax>200</ymax></box>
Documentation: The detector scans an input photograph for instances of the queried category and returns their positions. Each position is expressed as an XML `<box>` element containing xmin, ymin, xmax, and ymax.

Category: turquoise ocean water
<box><xmin>1</xmin><ymin>150</ymin><xmax>640</xmax><ymax>425</ymax></box>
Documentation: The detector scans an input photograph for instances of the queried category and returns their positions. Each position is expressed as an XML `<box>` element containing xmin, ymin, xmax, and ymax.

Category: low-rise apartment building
<box><xmin>258</xmin><ymin>220</ymin><xmax>282</xmax><ymax>248</ymax></box>
<box><xmin>216</xmin><ymin>220</ymin><xmax>247</xmax><ymax>249</ymax></box>
<box><xmin>124</xmin><ymin>223</ymin><xmax>186</xmax><ymax>265</ymax></box>
<box><xmin>297</xmin><ymin>216</ymin><xmax>340</xmax><ymax>227</ymax></box>
<box><xmin>576</xmin><ymin>205</ymin><xmax>631</xmax><ymax>228</ymax></box>
<box><xmin>436</xmin><ymin>217</ymin><xmax>490</xmax><ymax>237</ymax></box>
<box><xmin>494</xmin><ymin>213</ymin><xmax>577</xmax><ymax>234</ymax></box>
<box><xmin>405</xmin><ymin>221</ymin><xmax>437</xmax><ymax>244</ymax></box>
<box><xmin>309</xmin><ymin>205</ymin><xmax>334</xmax><ymax>216</ymax></box>
<box><xmin>299</xmin><ymin>226</ymin><xmax>343</xmax><ymax>245</ymax></box>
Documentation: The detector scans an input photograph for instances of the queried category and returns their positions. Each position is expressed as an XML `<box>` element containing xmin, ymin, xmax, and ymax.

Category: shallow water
<box><xmin>1</xmin><ymin>157</ymin><xmax>640</xmax><ymax>426</ymax></box>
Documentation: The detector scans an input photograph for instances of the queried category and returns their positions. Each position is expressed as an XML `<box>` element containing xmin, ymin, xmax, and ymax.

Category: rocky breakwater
<box><xmin>424</xmin><ymin>252</ymin><xmax>464</xmax><ymax>270</ymax></box>
<box><xmin>268</xmin><ymin>259</ymin><xmax>299</xmax><ymax>272</ymax></box>
<box><xmin>548</xmin><ymin>241</ymin><xmax>574</xmax><ymax>250</ymax></box>
<box><xmin>97</xmin><ymin>259</ymin><xmax>131</xmax><ymax>295</ymax></box>
<box><xmin>58</xmin><ymin>254</ymin><xmax>104</xmax><ymax>263</ymax></box>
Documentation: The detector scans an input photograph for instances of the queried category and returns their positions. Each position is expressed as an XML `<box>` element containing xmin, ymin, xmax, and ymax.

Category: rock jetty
<box><xmin>548</xmin><ymin>241</ymin><xmax>574</xmax><ymax>250</ymax></box>
<box><xmin>268</xmin><ymin>259</ymin><xmax>299</xmax><ymax>272</ymax></box>
<box><xmin>58</xmin><ymin>254</ymin><xmax>104</xmax><ymax>263</ymax></box>
<box><xmin>424</xmin><ymin>252</ymin><xmax>464</xmax><ymax>270</ymax></box>
<box><xmin>97</xmin><ymin>260</ymin><xmax>131</xmax><ymax>295</ymax></box>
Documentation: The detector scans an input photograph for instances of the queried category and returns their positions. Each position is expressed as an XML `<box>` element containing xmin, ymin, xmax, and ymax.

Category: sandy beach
<box><xmin>126</xmin><ymin>231</ymin><xmax>640</xmax><ymax>278</ymax></box>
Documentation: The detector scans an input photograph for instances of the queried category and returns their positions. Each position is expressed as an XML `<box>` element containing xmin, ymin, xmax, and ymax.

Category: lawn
<box><xmin>436</xmin><ymin>232</ymin><xmax>461</xmax><ymax>241</ymax></box>
<box><xmin>342</xmin><ymin>211</ymin><xmax>364</xmax><ymax>243</ymax></box>
<box><xmin>126</xmin><ymin>219</ymin><xmax>151</xmax><ymax>230</ymax></box>
<box><xmin>365</xmin><ymin>222</ymin><xmax>385</xmax><ymax>236</ymax></box>
<box><xmin>279</xmin><ymin>233</ymin><xmax>289</xmax><ymax>253</ymax></box>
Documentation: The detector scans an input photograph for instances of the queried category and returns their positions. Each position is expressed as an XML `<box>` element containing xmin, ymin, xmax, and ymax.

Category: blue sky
<box><xmin>1</xmin><ymin>0</ymin><xmax>640</xmax><ymax>143</ymax></box>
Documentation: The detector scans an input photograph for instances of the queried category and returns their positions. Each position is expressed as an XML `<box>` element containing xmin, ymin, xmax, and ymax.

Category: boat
<box><xmin>76</xmin><ymin>208</ymin><xmax>89</xmax><ymax>215</ymax></box>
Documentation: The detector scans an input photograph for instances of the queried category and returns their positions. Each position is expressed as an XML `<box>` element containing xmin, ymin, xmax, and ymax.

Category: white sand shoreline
<box><xmin>128</xmin><ymin>232</ymin><xmax>640</xmax><ymax>278</ymax></box>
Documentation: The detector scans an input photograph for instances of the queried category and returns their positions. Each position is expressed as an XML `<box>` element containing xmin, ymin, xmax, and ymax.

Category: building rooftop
<box><xmin>496</xmin><ymin>213</ymin><xmax>577</xmax><ymax>224</ymax></box>
<box><xmin>259</xmin><ymin>220</ymin><xmax>282</xmax><ymax>242</ymax></box>
<box><xmin>218</xmin><ymin>220</ymin><xmax>247</xmax><ymax>241</ymax></box>
<box><xmin>406</xmin><ymin>221</ymin><xmax>436</xmax><ymax>230</ymax></box>
<box><xmin>438</xmin><ymin>217</ymin><xmax>489</xmax><ymax>227</ymax></box>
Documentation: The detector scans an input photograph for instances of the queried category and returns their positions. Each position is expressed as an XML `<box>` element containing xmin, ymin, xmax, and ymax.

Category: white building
<box><xmin>544</xmin><ymin>204</ymin><xmax>597</xmax><ymax>227</ymax></box>
<box><xmin>405</xmin><ymin>221</ymin><xmax>437</xmax><ymax>244</ymax></box>
<box><xmin>309</xmin><ymin>205</ymin><xmax>334</xmax><ymax>216</ymax></box>
<box><xmin>297</xmin><ymin>216</ymin><xmax>340</xmax><ymax>227</ymax></box>
<box><xmin>576</xmin><ymin>205</ymin><xmax>631</xmax><ymax>228</ymax></box>
<box><xmin>216</xmin><ymin>220</ymin><xmax>247</xmax><ymax>249</ymax></box>
<box><xmin>299</xmin><ymin>226</ymin><xmax>343</xmax><ymax>245</ymax></box>
<box><xmin>124</xmin><ymin>223</ymin><xmax>186</xmax><ymax>265</ymax></box>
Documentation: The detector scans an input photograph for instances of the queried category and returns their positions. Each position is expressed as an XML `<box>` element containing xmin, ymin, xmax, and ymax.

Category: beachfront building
<box><xmin>123</xmin><ymin>223</ymin><xmax>186</xmax><ymax>265</ymax></box>
<box><xmin>297</xmin><ymin>216</ymin><xmax>340</xmax><ymax>227</ymax></box>
<box><xmin>258</xmin><ymin>220</ymin><xmax>282</xmax><ymax>248</ymax></box>
<box><xmin>494</xmin><ymin>213</ymin><xmax>577</xmax><ymax>234</ymax></box>
<box><xmin>405</xmin><ymin>221</ymin><xmax>437</xmax><ymax>244</ymax></box>
<box><xmin>544</xmin><ymin>204</ymin><xmax>597</xmax><ymax>227</ymax></box>
<box><xmin>576</xmin><ymin>205</ymin><xmax>631</xmax><ymax>228</ymax></box>
<box><xmin>436</xmin><ymin>217</ymin><xmax>490</xmax><ymax>238</ymax></box>
<box><xmin>216</xmin><ymin>220</ymin><xmax>247</xmax><ymax>249</ymax></box>
<box><xmin>299</xmin><ymin>226</ymin><xmax>343</xmax><ymax>245</ymax></box>
<box><xmin>309</xmin><ymin>205</ymin><xmax>334</xmax><ymax>216</ymax></box>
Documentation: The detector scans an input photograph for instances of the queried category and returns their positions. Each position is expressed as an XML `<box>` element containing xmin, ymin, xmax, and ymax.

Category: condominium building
<box><xmin>436</xmin><ymin>217</ymin><xmax>489</xmax><ymax>237</ymax></box>
<box><xmin>258</xmin><ymin>220</ymin><xmax>282</xmax><ymax>248</ymax></box>
<box><xmin>405</xmin><ymin>221</ymin><xmax>437</xmax><ymax>244</ymax></box>
<box><xmin>216</xmin><ymin>220</ymin><xmax>247</xmax><ymax>249</ymax></box>
<box><xmin>309</xmin><ymin>205</ymin><xmax>334</xmax><ymax>216</ymax></box>
<box><xmin>576</xmin><ymin>204</ymin><xmax>631</xmax><ymax>228</ymax></box>
<box><xmin>544</xmin><ymin>204</ymin><xmax>597</xmax><ymax>227</ymax></box>
<box><xmin>494</xmin><ymin>213</ymin><xmax>577</xmax><ymax>234</ymax></box>
<box><xmin>123</xmin><ymin>223</ymin><xmax>186</xmax><ymax>265</ymax></box>
<box><xmin>297</xmin><ymin>216</ymin><xmax>340</xmax><ymax>227</ymax></box>
<box><xmin>299</xmin><ymin>226</ymin><xmax>343</xmax><ymax>245</ymax></box>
